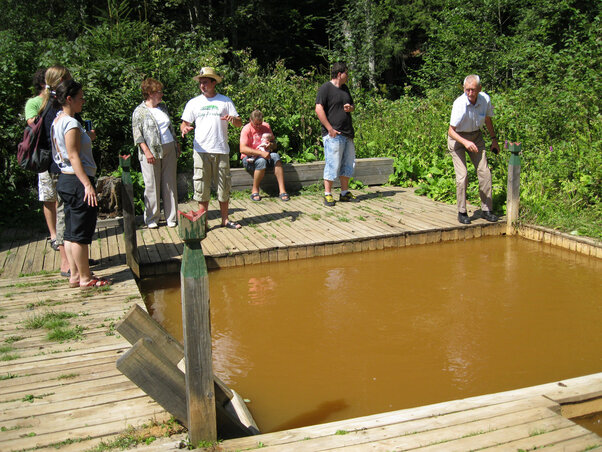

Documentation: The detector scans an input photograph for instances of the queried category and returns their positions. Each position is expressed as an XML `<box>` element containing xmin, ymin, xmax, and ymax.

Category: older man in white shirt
<box><xmin>448</xmin><ymin>74</ymin><xmax>500</xmax><ymax>224</ymax></box>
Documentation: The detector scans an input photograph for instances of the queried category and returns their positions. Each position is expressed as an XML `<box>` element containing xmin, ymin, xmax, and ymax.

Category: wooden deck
<box><xmin>0</xmin><ymin>266</ymin><xmax>171</xmax><ymax>452</ymax></box>
<box><xmin>135</xmin><ymin>186</ymin><xmax>508</xmax><ymax>277</ymax></box>
<box><xmin>1</xmin><ymin>187</ymin><xmax>600</xmax><ymax>451</ymax></box>
<box><xmin>132</xmin><ymin>373</ymin><xmax>602</xmax><ymax>451</ymax></box>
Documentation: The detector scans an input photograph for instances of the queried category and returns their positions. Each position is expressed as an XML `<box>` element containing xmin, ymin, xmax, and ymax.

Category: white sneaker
<box><xmin>147</xmin><ymin>222</ymin><xmax>158</xmax><ymax>229</ymax></box>
<box><xmin>167</xmin><ymin>221</ymin><xmax>177</xmax><ymax>228</ymax></box>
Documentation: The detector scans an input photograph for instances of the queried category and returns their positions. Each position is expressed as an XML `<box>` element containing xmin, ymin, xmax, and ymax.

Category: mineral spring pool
<box><xmin>140</xmin><ymin>236</ymin><xmax>602</xmax><ymax>433</ymax></box>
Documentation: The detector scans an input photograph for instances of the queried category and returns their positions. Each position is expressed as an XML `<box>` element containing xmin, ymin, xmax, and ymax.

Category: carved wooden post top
<box><xmin>178</xmin><ymin>210</ymin><xmax>207</xmax><ymax>242</ymax></box>
<box><xmin>507</xmin><ymin>142</ymin><xmax>522</xmax><ymax>166</ymax></box>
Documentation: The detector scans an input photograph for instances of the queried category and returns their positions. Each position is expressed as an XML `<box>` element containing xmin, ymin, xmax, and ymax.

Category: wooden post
<box><xmin>179</xmin><ymin>209</ymin><xmax>216</xmax><ymax>444</ymax></box>
<box><xmin>506</xmin><ymin>142</ymin><xmax>522</xmax><ymax>235</ymax></box>
<box><xmin>120</xmin><ymin>154</ymin><xmax>139</xmax><ymax>277</ymax></box>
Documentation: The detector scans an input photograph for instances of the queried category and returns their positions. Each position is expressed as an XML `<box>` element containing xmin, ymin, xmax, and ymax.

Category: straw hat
<box><xmin>193</xmin><ymin>67</ymin><xmax>223</xmax><ymax>83</ymax></box>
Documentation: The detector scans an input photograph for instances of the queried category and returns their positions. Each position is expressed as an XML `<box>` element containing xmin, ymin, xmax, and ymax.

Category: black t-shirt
<box><xmin>315</xmin><ymin>81</ymin><xmax>354</xmax><ymax>139</ymax></box>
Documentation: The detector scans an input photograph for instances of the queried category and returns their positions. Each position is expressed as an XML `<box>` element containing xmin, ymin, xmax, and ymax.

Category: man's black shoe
<box><xmin>458</xmin><ymin>212</ymin><xmax>471</xmax><ymax>224</ymax></box>
<box><xmin>481</xmin><ymin>211</ymin><xmax>498</xmax><ymax>222</ymax></box>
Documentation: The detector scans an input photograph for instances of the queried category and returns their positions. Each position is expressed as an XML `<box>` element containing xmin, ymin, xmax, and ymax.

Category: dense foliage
<box><xmin>0</xmin><ymin>0</ymin><xmax>599</xmax><ymax>238</ymax></box>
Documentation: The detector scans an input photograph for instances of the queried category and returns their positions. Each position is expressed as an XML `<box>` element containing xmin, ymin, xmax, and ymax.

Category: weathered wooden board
<box><xmin>229</xmin><ymin>157</ymin><xmax>394</xmax><ymax>193</ymax></box>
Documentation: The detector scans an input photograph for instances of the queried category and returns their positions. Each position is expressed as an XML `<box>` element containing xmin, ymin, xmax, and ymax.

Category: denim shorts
<box><xmin>243</xmin><ymin>152</ymin><xmax>281</xmax><ymax>171</ymax></box>
<box><xmin>323</xmin><ymin>134</ymin><xmax>355</xmax><ymax>181</ymax></box>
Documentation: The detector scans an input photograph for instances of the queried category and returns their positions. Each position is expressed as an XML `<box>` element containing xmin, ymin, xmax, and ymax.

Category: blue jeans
<box><xmin>323</xmin><ymin>135</ymin><xmax>355</xmax><ymax>181</ymax></box>
<box><xmin>243</xmin><ymin>152</ymin><xmax>282</xmax><ymax>171</ymax></box>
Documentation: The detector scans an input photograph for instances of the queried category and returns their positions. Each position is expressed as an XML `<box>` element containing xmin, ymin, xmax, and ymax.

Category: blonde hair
<box><xmin>38</xmin><ymin>65</ymin><xmax>71</xmax><ymax>114</ymax></box>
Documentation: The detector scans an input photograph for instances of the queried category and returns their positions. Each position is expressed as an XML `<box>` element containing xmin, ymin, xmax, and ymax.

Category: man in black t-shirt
<box><xmin>315</xmin><ymin>62</ymin><xmax>356</xmax><ymax>207</ymax></box>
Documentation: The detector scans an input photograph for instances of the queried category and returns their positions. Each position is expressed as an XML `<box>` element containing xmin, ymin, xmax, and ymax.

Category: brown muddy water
<box><xmin>141</xmin><ymin>236</ymin><xmax>602</xmax><ymax>433</ymax></box>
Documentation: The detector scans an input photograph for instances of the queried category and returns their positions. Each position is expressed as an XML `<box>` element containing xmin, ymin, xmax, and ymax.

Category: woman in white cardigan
<box><xmin>132</xmin><ymin>78</ymin><xmax>180</xmax><ymax>228</ymax></box>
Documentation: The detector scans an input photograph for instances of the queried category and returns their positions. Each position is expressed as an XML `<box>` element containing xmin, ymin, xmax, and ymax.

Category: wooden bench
<box><xmin>177</xmin><ymin>157</ymin><xmax>393</xmax><ymax>198</ymax></box>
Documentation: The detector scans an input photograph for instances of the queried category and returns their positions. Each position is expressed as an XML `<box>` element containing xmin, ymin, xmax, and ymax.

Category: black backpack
<box><xmin>17</xmin><ymin>102</ymin><xmax>53</xmax><ymax>173</ymax></box>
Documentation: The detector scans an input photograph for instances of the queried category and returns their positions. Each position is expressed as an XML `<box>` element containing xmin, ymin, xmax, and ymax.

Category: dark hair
<box><xmin>331</xmin><ymin>62</ymin><xmax>348</xmax><ymax>79</ymax></box>
<box><xmin>53</xmin><ymin>79</ymin><xmax>83</xmax><ymax>109</ymax></box>
<box><xmin>32</xmin><ymin>68</ymin><xmax>47</xmax><ymax>94</ymax></box>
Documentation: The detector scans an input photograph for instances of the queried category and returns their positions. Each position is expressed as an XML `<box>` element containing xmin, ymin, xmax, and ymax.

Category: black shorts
<box><xmin>57</xmin><ymin>173</ymin><xmax>98</xmax><ymax>245</ymax></box>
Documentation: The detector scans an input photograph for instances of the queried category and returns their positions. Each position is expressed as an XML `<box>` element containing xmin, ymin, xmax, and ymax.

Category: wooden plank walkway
<box><xmin>1</xmin><ymin>187</ymin><xmax>600</xmax><ymax>451</ymax></box>
<box><xmin>0</xmin><ymin>266</ymin><xmax>172</xmax><ymax>452</ymax></box>
<box><xmin>120</xmin><ymin>373</ymin><xmax>602</xmax><ymax>451</ymax></box>
<box><xmin>135</xmin><ymin>186</ymin><xmax>508</xmax><ymax>276</ymax></box>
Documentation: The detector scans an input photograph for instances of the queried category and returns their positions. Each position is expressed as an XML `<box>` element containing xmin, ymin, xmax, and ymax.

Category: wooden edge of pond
<box><xmin>119</xmin><ymin>372</ymin><xmax>602</xmax><ymax>451</ymax></box>
<box><xmin>518</xmin><ymin>224</ymin><xmax>602</xmax><ymax>259</ymax></box>
<box><xmin>137</xmin><ymin>221</ymin><xmax>600</xmax><ymax>278</ymax></box>
<box><xmin>138</xmin><ymin>222</ymin><xmax>510</xmax><ymax>277</ymax></box>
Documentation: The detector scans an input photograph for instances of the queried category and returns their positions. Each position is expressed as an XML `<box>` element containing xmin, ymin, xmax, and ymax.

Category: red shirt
<box><xmin>239</xmin><ymin>122</ymin><xmax>273</xmax><ymax>158</ymax></box>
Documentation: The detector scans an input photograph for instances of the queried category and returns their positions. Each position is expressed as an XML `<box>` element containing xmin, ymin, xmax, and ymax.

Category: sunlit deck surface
<box><xmin>1</xmin><ymin>187</ymin><xmax>600</xmax><ymax>451</ymax></box>
<box><xmin>136</xmin><ymin>186</ymin><xmax>508</xmax><ymax>276</ymax></box>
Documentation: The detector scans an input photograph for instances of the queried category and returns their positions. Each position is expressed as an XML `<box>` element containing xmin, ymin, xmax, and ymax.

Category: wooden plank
<box><xmin>139</xmin><ymin>228</ymin><xmax>162</xmax><ymax>264</ymax></box>
<box><xmin>117</xmin><ymin>304</ymin><xmax>183</xmax><ymax>364</ymax></box>
<box><xmin>89</xmin><ymin>229</ymin><xmax>101</xmax><ymax>263</ymax></box>
<box><xmin>0</xmin><ymin>227</ymin><xmax>18</xmax><ymax>272</ymax></box>
<box><xmin>147</xmin><ymin>225</ymin><xmax>171</xmax><ymax>263</ymax></box>
<box><xmin>116</xmin><ymin>337</ymin><xmax>188</xmax><ymax>424</ymax></box>
<box><xmin>26</xmin><ymin>231</ymin><xmax>48</xmax><ymax>275</ymax></box>
<box><xmin>502</xmin><ymin>426</ymin><xmax>602</xmax><ymax>452</ymax></box>
<box><xmin>291</xmin><ymin>197</ymin><xmax>373</xmax><ymax>241</ymax></box>
<box><xmin>230</xmin><ymin>158</ymin><xmax>394</xmax><ymax>192</ymax></box>
<box><xmin>2</xmin><ymin>234</ymin><xmax>29</xmax><ymax>278</ymax></box>
<box><xmin>241</xmin><ymin>198</ymin><xmax>320</xmax><ymax>247</ymax></box>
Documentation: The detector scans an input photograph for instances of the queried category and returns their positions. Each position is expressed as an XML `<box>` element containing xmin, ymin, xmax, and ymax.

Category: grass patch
<box><xmin>22</xmin><ymin>393</ymin><xmax>53</xmax><ymax>403</ymax></box>
<box><xmin>12</xmin><ymin>279</ymin><xmax>63</xmax><ymax>289</ymax></box>
<box><xmin>26</xmin><ymin>299</ymin><xmax>66</xmax><ymax>309</ymax></box>
<box><xmin>5</xmin><ymin>335</ymin><xmax>25</xmax><ymax>344</ymax></box>
<box><xmin>299</xmin><ymin>183</ymin><xmax>323</xmax><ymax>194</ymax></box>
<box><xmin>57</xmin><ymin>373</ymin><xmax>79</xmax><ymax>380</ymax></box>
<box><xmin>0</xmin><ymin>373</ymin><xmax>18</xmax><ymax>380</ymax></box>
<box><xmin>0</xmin><ymin>353</ymin><xmax>20</xmax><ymax>361</ymax></box>
<box><xmin>23</xmin><ymin>311</ymin><xmax>77</xmax><ymax>329</ymax></box>
<box><xmin>335</xmin><ymin>430</ymin><xmax>348</xmax><ymax>435</ymax></box>
<box><xmin>22</xmin><ymin>311</ymin><xmax>84</xmax><ymax>342</ymax></box>
<box><xmin>0</xmin><ymin>345</ymin><xmax>14</xmax><ymax>353</ymax></box>
<box><xmin>47</xmin><ymin>325</ymin><xmax>85</xmax><ymax>342</ymax></box>
<box><xmin>85</xmin><ymin>417</ymin><xmax>186</xmax><ymax>451</ymax></box>
<box><xmin>18</xmin><ymin>269</ymin><xmax>57</xmax><ymax>277</ymax></box>
<box><xmin>79</xmin><ymin>285</ymin><xmax>112</xmax><ymax>298</ymax></box>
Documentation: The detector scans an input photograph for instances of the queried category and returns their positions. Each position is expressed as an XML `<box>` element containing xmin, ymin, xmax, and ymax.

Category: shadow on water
<box><xmin>272</xmin><ymin>399</ymin><xmax>350</xmax><ymax>432</ymax></box>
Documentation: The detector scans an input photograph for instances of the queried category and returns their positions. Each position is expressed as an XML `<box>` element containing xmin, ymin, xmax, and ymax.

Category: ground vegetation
<box><xmin>0</xmin><ymin>0</ymin><xmax>599</xmax><ymax>237</ymax></box>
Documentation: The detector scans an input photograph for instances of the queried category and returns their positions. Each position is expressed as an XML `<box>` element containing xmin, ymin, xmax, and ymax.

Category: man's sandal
<box><xmin>222</xmin><ymin>221</ymin><xmax>241</xmax><ymax>230</ymax></box>
<box><xmin>279</xmin><ymin>192</ymin><xmax>290</xmax><ymax>201</ymax></box>
<box><xmin>250</xmin><ymin>193</ymin><xmax>261</xmax><ymax>201</ymax></box>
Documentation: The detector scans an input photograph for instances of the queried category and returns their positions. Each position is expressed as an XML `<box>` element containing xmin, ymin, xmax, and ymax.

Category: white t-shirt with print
<box><xmin>181</xmin><ymin>93</ymin><xmax>238</xmax><ymax>154</ymax></box>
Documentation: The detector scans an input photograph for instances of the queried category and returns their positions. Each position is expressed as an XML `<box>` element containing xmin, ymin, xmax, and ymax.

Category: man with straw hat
<box><xmin>181</xmin><ymin>67</ymin><xmax>243</xmax><ymax>229</ymax></box>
